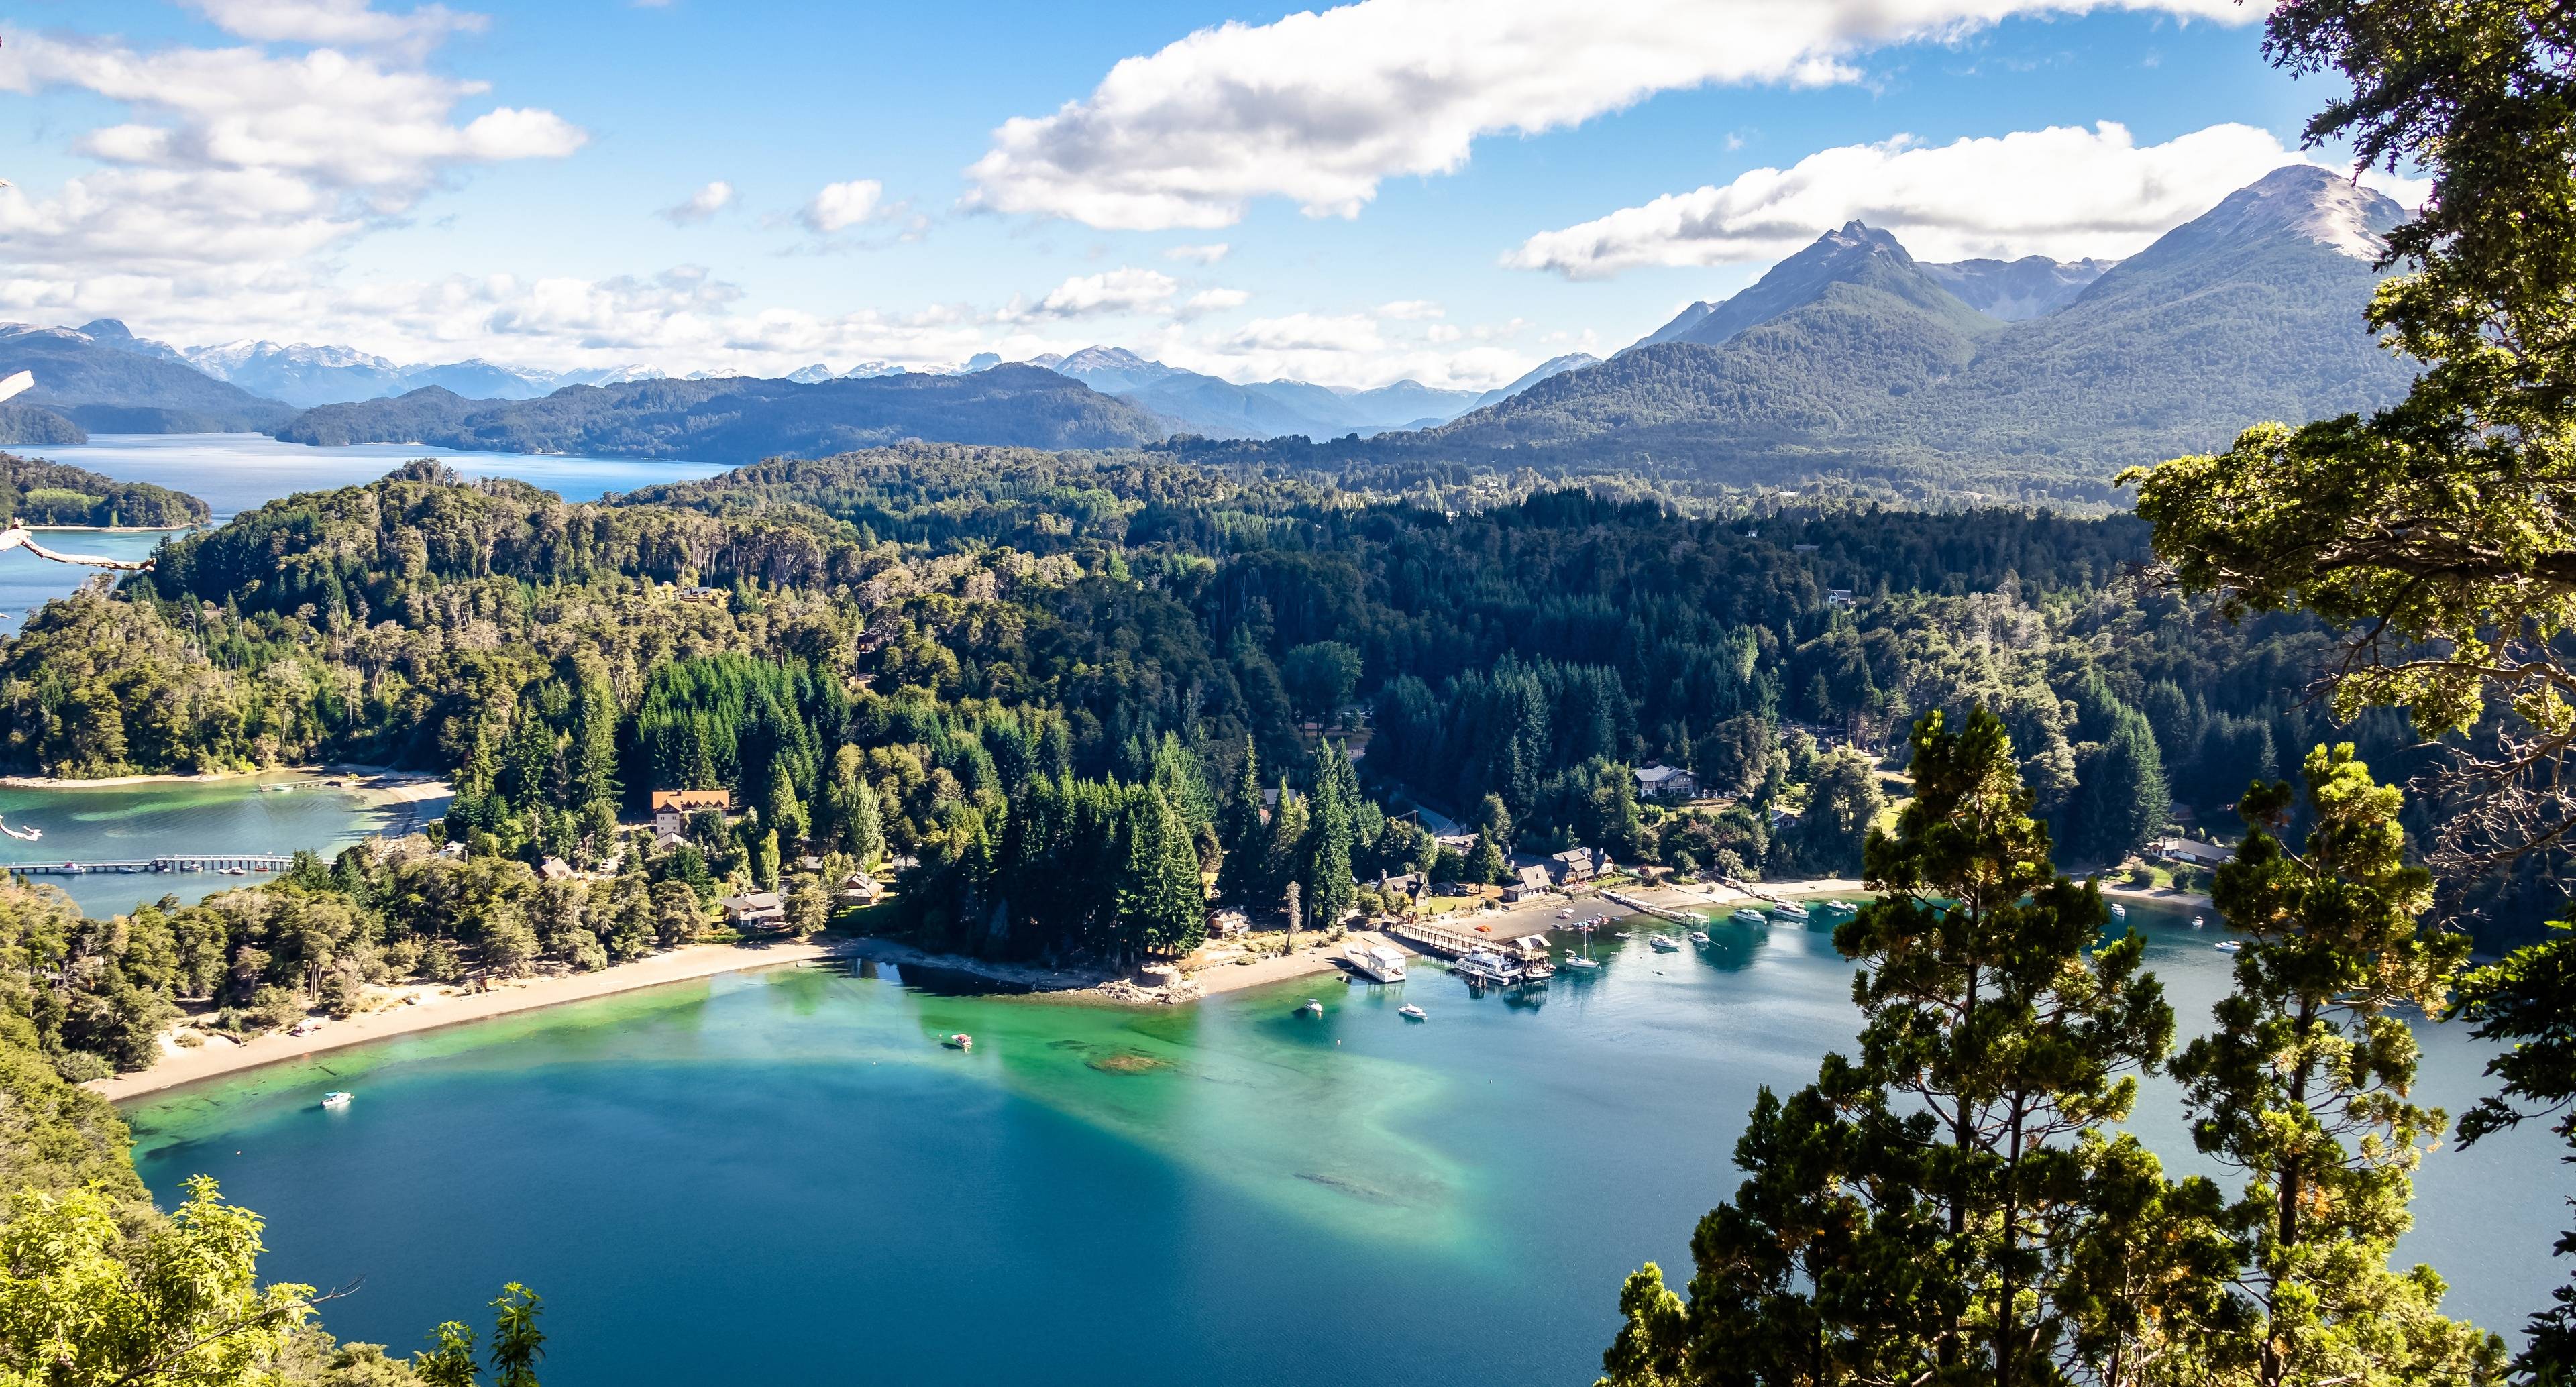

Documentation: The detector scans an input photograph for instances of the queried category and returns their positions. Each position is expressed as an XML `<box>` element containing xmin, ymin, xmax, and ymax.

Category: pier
<box><xmin>6</xmin><ymin>854</ymin><xmax>294</xmax><ymax>876</ymax></box>
<box><xmin>1600</xmin><ymin>890</ymin><xmax>1697</xmax><ymax>923</ymax></box>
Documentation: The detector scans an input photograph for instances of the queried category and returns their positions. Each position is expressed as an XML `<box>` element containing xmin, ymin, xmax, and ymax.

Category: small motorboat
<box><xmin>1299</xmin><ymin>999</ymin><xmax>1324</xmax><ymax>1017</ymax></box>
<box><xmin>1398</xmin><ymin>1004</ymin><xmax>1428</xmax><ymax>1021</ymax></box>
<box><xmin>1649</xmin><ymin>936</ymin><xmax>1680</xmax><ymax>952</ymax></box>
<box><xmin>2214</xmin><ymin>940</ymin><xmax>2242</xmax><ymax>953</ymax></box>
<box><xmin>2192</xmin><ymin>915</ymin><xmax>2206</xmax><ymax>930</ymax></box>
<box><xmin>1731</xmin><ymin>908</ymin><xmax>1768</xmax><ymax>927</ymax></box>
<box><xmin>2111</xmin><ymin>903</ymin><xmax>2127</xmax><ymax>921</ymax></box>
<box><xmin>1688</xmin><ymin>930</ymin><xmax>1709</xmax><ymax>944</ymax></box>
<box><xmin>319</xmin><ymin>1091</ymin><xmax>352</xmax><ymax>1110</ymax></box>
<box><xmin>942</xmin><ymin>1033</ymin><xmax>973</xmax><ymax>1050</ymax></box>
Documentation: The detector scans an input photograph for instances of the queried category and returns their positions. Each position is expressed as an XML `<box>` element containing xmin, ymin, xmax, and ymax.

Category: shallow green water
<box><xmin>0</xmin><ymin>773</ymin><xmax>438</xmax><ymax>917</ymax></box>
<box><xmin>127</xmin><ymin>903</ymin><xmax>2561</xmax><ymax>1386</ymax></box>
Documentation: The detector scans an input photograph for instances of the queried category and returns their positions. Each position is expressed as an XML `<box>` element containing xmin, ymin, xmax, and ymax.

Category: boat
<box><xmin>1648</xmin><ymin>935</ymin><xmax>1680</xmax><ymax>952</ymax></box>
<box><xmin>2214</xmin><ymin>940</ymin><xmax>2242</xmax><ymax>953</ymax></box>
<box><xmin>942</xmin><ymin>1033</ymin><xmax>973</xmax><ymax>1050</ymax></box>
<box><xmin>1688</xmin><ymin>930</ymin><xmax>1709</xmax><ymax>944</ymax></box>
<box><xmin>1398</xmin><ymin>1004</ymin><xmax>1428</xmax><ymax>1021</ymax></box>
<box><xmin>1770</xmin><ymin>901</ymin><xmax>1811</xmax><ymax>922</ymax></box>
<box><xmin>1560</xmin><ymin>955</ymin><xmax>1601</xmax><ymax>970</ymax></box>
<box><xmin>1344</xmin><ymin>941</ymin><xmax>1409</xmax><ymax>983</ymax></box>
<box><xmin>2111</xmin><ymin>903</ymin><xmax>2127</xmax><ymax>921</ymax></box>
<box><xmin>1731</xmin><ymin>908</ymin><xmax>1769</xmax><ymax>926</ymax></box>
<box><xmin>1299</xmin><ymin>999</ymin><xmax>1324</xmax><ymax>1017</ymax></box>
<box><xmin>2192</xmin><ymin>915</ymin><xmax>2206</xmax><ymax>930</ymax></box>
<box><xmin>1557</xmin><ymin>908</ymin><xmax>1574</xmax><ymax>918</ymax></box>
<box><xmin>1452</xmin><ymin>947</ymin><xmax>1528</xmax><ymax>985</ymax></box>
<box><xmin>319</xmin><ymin>1091</ymin><xmax>352</xmax><ymax>1109</ymax></box>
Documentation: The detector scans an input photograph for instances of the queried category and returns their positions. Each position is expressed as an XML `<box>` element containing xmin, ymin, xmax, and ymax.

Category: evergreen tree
<box><xmin>2070</xmin><ymin>708</ymin><xmax>2169</xmax><ymax>867</ymax></box>
<box><xmin>564</xmin><ymin>657</ymin><xmax>619</xmax><ymax>821</ymax></box>
<box><xmin>1601</xmin><ymin>708</ymin><xmax>2181</xmax><ymax>1387</ymax></box>
<box><xmin>1114</xmin><ymin>789</ymin><xmax>1206</xmax><ymax>960</ymax></box>
<box><xmin>1216</xmin><ymin>738</ymin><xmax>1265</xmax><ymax>907</ymax></box>
<box><xmin>2455</xmin><ymin>922</ymin><xmax>2576</xmax><ymax>1380</ymax></box>
<box><xmin>1301</xmin><ymin>741</ymin><xmax>1358</xmax><ymax>932</ymax></box>
<box><xmin>1263</xmin><ymin>778</ymin><xmax>1309</xmax><ymax>919</ymax></box>
<box><xmin>1466</xmin><ymin>830</ymin><xmax>1509</xmax><ymax>887</ymax></box>
<box><xmin>761</xmin><ymin>758</ymin><xmax>808</xmax><ymax>847</ymax></box>
<box><xmin>2174</xmin><ymin>745</ymin><xmax>2503</xmax><ymax>1387</ymax></box>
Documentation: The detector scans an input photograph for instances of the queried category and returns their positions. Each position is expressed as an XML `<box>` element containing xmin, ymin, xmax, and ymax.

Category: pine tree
<box><xmin>1301</xmin><ymin>740</ymin><xmax>1358</xmax><ymax>932</ymax></box>
<box><xmin>1216</xmin><ymin>738</ymin><xmax>1265</xmax><ymax>907</ymax></box>
<box><xmin>1114</xmin><ymin>789</ymin><xmax>1206</xmax><ymax>960</ymax></box>
<box><xmin>2175</xmin><ymin>744</ymin><xmax>2503</xmax><ymax>1387</ymax></box>
<box><xmin>1601</xmin><ymin>708</ymin><xmax>2183</xmax><ymax>1387</ymax></box>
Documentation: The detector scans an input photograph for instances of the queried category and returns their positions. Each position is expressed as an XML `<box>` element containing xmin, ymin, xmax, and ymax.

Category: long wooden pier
<box><xmin>6</xmin><ymin>854</ymin><xmax>294</xmax><ymax>876</ymax></box>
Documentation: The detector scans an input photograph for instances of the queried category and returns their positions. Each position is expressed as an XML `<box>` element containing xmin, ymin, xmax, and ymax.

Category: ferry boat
<box><xmin>1648</xmin><ymin>935</ymin><xmax>1680</xmax><ymax>952</ymax></box>
<box><xmin>1452</xmin><ymin>947</ymin><xmax>1527</xmax><ymax>986</ymax></box>
<box><xmin>1398</xmin><ymin>1004</ymin><xmax>1428</xmax><ymax>1021</ymax></box>
<box><xmin>319</xmin><ymin>1091</ymin><xmax>352</xmax><ymax>1110</ymax></box>
<box><xmin>1344</xmin><ymin>941</ymin><xmax>1409</xmax><ymax>983</ymax></box>
<box><xmin>1731</xmin><ymin>907</ymin><xmax>1769</xmax><ymax>927</ymax></box>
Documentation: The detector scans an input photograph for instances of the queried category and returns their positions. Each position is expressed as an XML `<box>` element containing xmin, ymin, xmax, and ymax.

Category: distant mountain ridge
<box><xmin>0</xmin><ymin>322</ymin><xmax>291</xmax><ymax>437</ymax></box>
<box><xmin>1023</xmin><ymin>345</ymin><xmax>1506</xmax><ymax>439</ymax></box>
<box><xmin>1416</xmin><ymin>164</ymin><xmax>2414</xmax><ymax>497</ymax></box>
<box><xmin>274</xmin><ymin>366</ymin><xmax>1169</xmax><ymax>461</ymax></box>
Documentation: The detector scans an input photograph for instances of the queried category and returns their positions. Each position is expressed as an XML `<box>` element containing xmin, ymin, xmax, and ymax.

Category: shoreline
<box><xmin>0</xmin><ymin>764</ymin><xmax>451</xmax><ymax>807</ymax></box>
<box><xmin>89</xmin><ymin>936</ymin><xmax>845</xmax><ymax>1102</ymax></box>
<box><xmin>85</xmin><ymin>874</ymin><xmax>1891</xmax><ymax>1101</ymax></box>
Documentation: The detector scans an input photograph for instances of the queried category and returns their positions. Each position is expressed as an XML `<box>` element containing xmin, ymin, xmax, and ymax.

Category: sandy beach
<box><xmin>85</xmin><ymin>874</ymin><xmax>1878</xmax><ymax>1101</ymax></box>
<box><xmin>0</xmin><ymin>763</ymin><xmax>452</xmax><ymax>803</ymax></box>
<box><xmin>88</xmin><ymin>936</ymin><xmax>840</xmax><ymax>1101</ymax></box>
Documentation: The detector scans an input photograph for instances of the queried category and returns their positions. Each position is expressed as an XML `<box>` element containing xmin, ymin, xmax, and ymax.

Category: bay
<box><xmin>0</xmin><ymin>772</ymin><xmax>447</xmax><ymax>918</ymax></box>
<box><xmin>125</xmin><ymin>901</ymin><xmax>2560</xmax><ymax>1386</ymax></box>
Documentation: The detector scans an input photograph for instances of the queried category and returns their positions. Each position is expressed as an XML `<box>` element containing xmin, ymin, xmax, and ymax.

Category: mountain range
<box><xmin>1405</xmin><ymin>163</ymin><xmax>2411</xmax><ymax>498</ymax></box>
<box><xmin>274</xmin><ymin>367</ymin><xmax>1169</xmax><ymax>461</ymax></box>
<box><xmin>1020</xmin><ymin>346</ymin><xmax>1534</xmax><ymax>439</ymax></box>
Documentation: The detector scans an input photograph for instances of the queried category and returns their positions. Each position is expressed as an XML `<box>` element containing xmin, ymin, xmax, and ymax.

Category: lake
<box><xmin>0</xmin><ymin>771</ymin><xmax>445</xmax><ymax>918</ymax></box>
<box><xmin>1</xmin><ymin>433</ymin><xmax>730</xmax><ymax>635</ymax></box>
<box><xmin>124</xmin><ymin>901</ymin><xmax>2560</xmax><ymax>1386</ymax></box>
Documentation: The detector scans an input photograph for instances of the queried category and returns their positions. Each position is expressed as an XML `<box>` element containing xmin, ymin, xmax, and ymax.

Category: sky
<box><xmin>0</xmin><ymin>0</ymin><xmax>2416</xmax><ymax>391</ymax></box>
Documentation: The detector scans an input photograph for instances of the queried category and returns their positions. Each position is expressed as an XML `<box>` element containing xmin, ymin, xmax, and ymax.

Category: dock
<box><xmin>5</xmin><ymin>854</ymin><xmax>294</xmax><ymax>876</ymax></box>
<box><xmin>1600</xmin><ymin>890</ymin><xmax>1700</xmax><ymax>923</ymax></box>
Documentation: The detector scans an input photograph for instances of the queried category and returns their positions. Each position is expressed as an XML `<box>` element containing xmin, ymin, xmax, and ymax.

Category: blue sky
<box><xmin>0</xmin><ymin>0</ymin><xmax>2392</xmax><ymax>389</ymax></box>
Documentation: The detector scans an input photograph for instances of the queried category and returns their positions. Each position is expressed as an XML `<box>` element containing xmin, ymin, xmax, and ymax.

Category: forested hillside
<box><xmin>276</xmin><ymin>366</ymin><xmax>1169</xmax><ymax>461</ymax></box>
<box><xmin>0</xmin><ymin>453</ymin><xmax>207</xmax><ymax>526</ymax></box>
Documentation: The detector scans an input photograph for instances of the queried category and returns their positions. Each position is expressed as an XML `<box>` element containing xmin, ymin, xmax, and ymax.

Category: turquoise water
<box><xmin>0</xmin><ymin>772</ymin><xmax>441</xmax><ymax>918</ymax></box>
<box><xmin>0</xmin><ymin>433</ymin><xmax>730</xmax><ymax>635</ymax></box>
<box><xmin>125</xmin><ymin>902</ymin><xmax>2561</xmax><ymax>1386</ymax></box>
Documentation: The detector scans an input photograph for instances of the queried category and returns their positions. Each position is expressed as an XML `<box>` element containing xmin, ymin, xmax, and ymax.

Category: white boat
<box><xmin>1770</xmin><ymin>901</ymin><xmax>1811</xmax><ymax>921</ymax></box>
<box><xmin>2111</xmin><ymin>903</ymin><xmax>2127</xmax><ymax>921</ymax></box>
<box><xmin>2192</xmin><ymin>915</ymin><xmax>2206</xmax><ymax>929</ymax></box>
<box><xmin>1453</xmin><ymin>947</ymin><xmax>1527</xmax><ymax>985</ymax></box>
<box><xmin>1560</xmin><ymin>956</ymin><xmax>1601</xmax><ymax>969</ymax></box>
<box><xmin>943</xmin><ymin>1032</ymin><xmax>973</xmax><ymax>1050</ymax></box>
<box><xmin>1398</xmin><ymin>1004</ymin><xmax>1428</xmax><ymax>1021</ymax></box>
<box><xmin>1299</xmin><ymin>999</ymin><xmax>1324</xmax><ymax>1017</ymax></box>
<box><xmin>2214</xmin><ymin>940</ymin><xmax>2241</xmax><ymax>953</ymax></box>
<box><xmin>319</xmin><ymin>1091</ymin><xmax>352</xmax><ymax>1110</ymax></box>
<box><xmin>1731</xmin><ymin>908</ymin><xmax>1768</xmax><ymax>927</ymax></box>
<box><xmin>1345</xmin><ymin>941</ymin><xmax>1409</xmax><ymax>983</ymax></box>
<box><xmin>1649</xmin><ymin>935</ymin><xmax>1680</xmax><ymax>952</ymax></box>
<box><xmin>1688</xmin><ymin>930</ymin><xmax>1709</xmax><ymax>944</ymax></box>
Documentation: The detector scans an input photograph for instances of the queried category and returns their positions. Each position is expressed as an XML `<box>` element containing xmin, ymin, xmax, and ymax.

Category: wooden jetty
<box><xmin>1600</xmin><ymin>890</ymin><xmax>1697</xmax><ymax>923</ymax></box>
<box><xmin>6</xmin><ymin>854</ymin><xmax>294</xmax><ymax>876</ymax></box>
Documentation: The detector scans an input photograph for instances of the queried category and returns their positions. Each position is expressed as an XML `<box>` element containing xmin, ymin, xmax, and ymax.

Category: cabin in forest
<box><xmin>1546</xmin><ymin>848</ymin><xmax>1605</xmax><ymax>885</ymax></box>
<box><xmin>1635</xmin><ymin>764</ymin><xmax>1698</xmax><ymax>800</ymax></box>
<box><xmin>721</xmin><ymin>891</ymin><xmax>787</xmax><ymax>930</ymax></box>
<box><xmin>653</xmin><ymin>788</ymin><xmax>732</xmax><ymax>834</ymax></box>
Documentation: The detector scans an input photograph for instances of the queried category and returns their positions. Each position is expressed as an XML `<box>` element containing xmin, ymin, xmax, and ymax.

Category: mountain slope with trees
<box><xmin>276</xmin><ymin>367</ymin><xmax>1169</xmax><ymax>461</ymax></box>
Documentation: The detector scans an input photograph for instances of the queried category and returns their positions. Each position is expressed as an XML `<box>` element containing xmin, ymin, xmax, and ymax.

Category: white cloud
<box><xmin>1180</xmin><ymin>287</ymin><xmax>1250</xmax><ymax>315</ymax></box>
<box><xmin>1507</xmin><ymin>121</ymin><xmax>2392</xmax><ymax>277</ymax></box>
<box><xmin>1164</xmin><ymin>242</ymin><xmax>1230</xmax><ymax>264</ymax></box>
<box><xmin>1377</xmin><ymin>298</ymin><xmax>1444</xmax><ymax>319</ymax></box>
<box><xmin>1012</xmin><ymin>266</ymin><xmax>1180</xmax><ymax>319</ymax></box>
<box><xmin>963</xmin><ymin>0</ymin><xmax>2251</xmax><ymax>230</ymax></box>
<box><xmin>185</xmin><ymin>0</ymin><xmax>488</xmax><ymax>56</ymax></box>
<box><xmin>799</xmin><ymin>178</ymin><xmax>887</xmax><ymax>233</ymax></box>
<box><xmin>660</xmin><ymin>180</ymin><xmax>735</xmax><ymax>225</ymax></box>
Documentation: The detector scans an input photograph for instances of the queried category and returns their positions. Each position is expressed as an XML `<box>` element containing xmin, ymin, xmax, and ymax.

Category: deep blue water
<box><xmin>126</xmin><ymin>901</ymin><xmax>2563</xmax><ymax>1386</ymax></box>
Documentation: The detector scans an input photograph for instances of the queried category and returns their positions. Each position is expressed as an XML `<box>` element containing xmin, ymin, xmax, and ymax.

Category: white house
<box><xmin>1635</xmin><ymin>764</ymin><xmax>1699</xmax><ymax>800</ymax></box>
